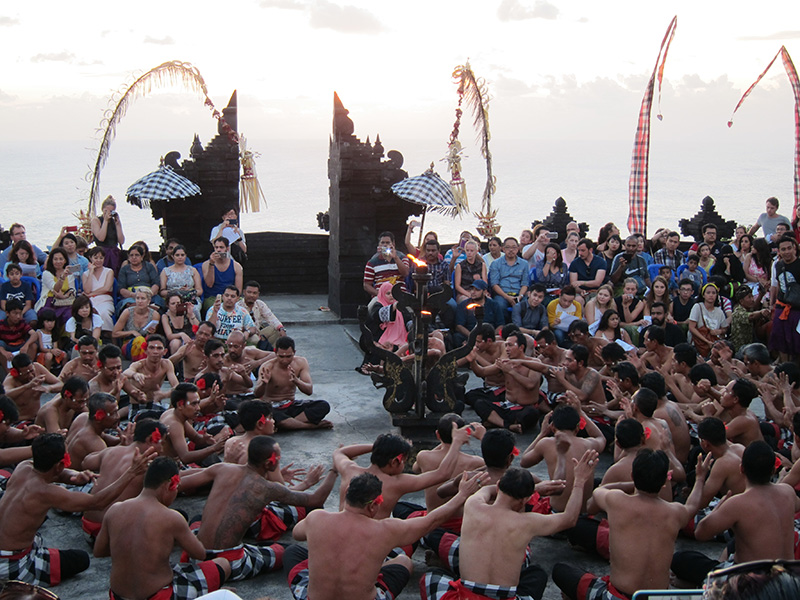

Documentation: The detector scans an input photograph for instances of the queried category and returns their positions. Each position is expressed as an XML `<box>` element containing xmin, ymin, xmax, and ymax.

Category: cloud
<box><xmin>308</xmin><ymin>0</ymin><xmax>385</xmax><ymax>33</ymax></box>
<box><xmin>30</xmin><ymin>51</ymin><xmax>75</xmax><ymax>64</ymax></box>
<box><xmin>0</xmin><ymin>89</ymin><xmax>17</xmax><ymax>103</ymax></box>
<box><xmin>144</xmin><ymin>35</ymin><xmax>175</xmax><ymax>45</ymax></box>
<box><xmin>497</xmin><ymin>0</ymin><xmax>559</xmax><ymax>22</ymax></box>
<box><xmin>739</xmin><ymin>30</ymin><xmax>800</xmax><ymax>41</ymax></box>
<box><xmin>260</xmin><ymin>0</ymin><xmax>305</xmax><ymax>9</ymax></box>
<box><xmin>0</xmin><ymin>16</ymin><xmax>19</xmax><ymax>26</ymax></box>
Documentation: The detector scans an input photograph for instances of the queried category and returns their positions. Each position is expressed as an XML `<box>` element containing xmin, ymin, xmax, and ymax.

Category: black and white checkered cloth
<box><xmin>391</xmin><ymin>170</ymin><xmax>458</xmax><ymax>217</ymax></box>
<box><xmin>0</xmin><ymin>533</ymin><xmax>61</xmax><ymax>585</ymax></box>
<box><xmin>421</xmin><ymin>571</ymin><xmax>524</xmax><ymax>600</ymax></box>
<box><xmin>201</xmin><ymin>542</ymin><xmax>281</xmax><ymax>581</ymax></box>
<box><xmin>126</xmin><ymin>166</ymin><xmax>201</xmax><ymax>206</ymax></box>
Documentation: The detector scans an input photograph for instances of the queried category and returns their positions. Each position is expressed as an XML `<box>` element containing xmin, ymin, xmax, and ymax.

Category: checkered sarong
<box><xmin>247</xmin><ymin>502</ymin><xmax>306</xmax><ymax>541</ymax></box>
<box><xmin>579</xmin><ymin>574</ymin><xmax>631</xmax><ymax>600</ymax></box>
<box><xmin>202</xmin><ymin>542</ymin><xmax>282</xmax><ymax>581</ymax></box>
<box><xmin>171</xmin><ymin>559</ymin><xmax>222</xmax><ymax>600</ymax></box>
<box><xmin>628</xmin><ymin>16</ymin><xmax>677</xmax><ymax>236</ymax></box>
<box><xmin>421</xmin><ymin>571</ymin><xmax>524</xmax><ymax>600</ymax></box>
<box><xmin>729</xmin><ymin>46</ymin><xmax>800</xmax><ymax>217</ymax></box>
<box><xmin>0</xmin><ymin>532</ymin><xmax>62</xmax><ymax>585</ymax></box>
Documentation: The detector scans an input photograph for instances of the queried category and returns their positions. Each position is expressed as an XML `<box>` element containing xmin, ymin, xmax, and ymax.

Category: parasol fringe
<box><xmin>453</xmin><ymin>62</ymin><xmax>495</xmax><ymax>216</ymax></box>
<box><xmin>87</xmin><ymin>60</ymin><xmax>238</xmax><ymax>216</ymax></box>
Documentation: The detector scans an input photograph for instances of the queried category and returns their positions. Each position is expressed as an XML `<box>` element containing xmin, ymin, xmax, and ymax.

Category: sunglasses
<box><xmin>0</xmin><ymin>580</ymin><xmax>60</xmax><ymax>600</ymax></box>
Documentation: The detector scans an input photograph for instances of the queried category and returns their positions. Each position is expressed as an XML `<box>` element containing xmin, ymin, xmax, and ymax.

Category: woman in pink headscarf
<box><xmin>376</xmin><ymin>282</ymin><xmax>408</xmax><ymax>349</ymax></box>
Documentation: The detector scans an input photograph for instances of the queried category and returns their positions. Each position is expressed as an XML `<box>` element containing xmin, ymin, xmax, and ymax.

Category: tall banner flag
<box><xmin>627</xmin><ymin>16</ymin><xmax>678</xmax><ymax>237</ymax></box>
<box><xmin>728</xmin><ymin>46</ymin><xmax>800</xmax><ymax>218</ymax></box>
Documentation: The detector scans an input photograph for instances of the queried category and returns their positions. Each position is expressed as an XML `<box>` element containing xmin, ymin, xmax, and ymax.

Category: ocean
<box><xmin>0</xmin><ymin>135</ymin><xmax>793</xmax><ymax>252</ymax></box>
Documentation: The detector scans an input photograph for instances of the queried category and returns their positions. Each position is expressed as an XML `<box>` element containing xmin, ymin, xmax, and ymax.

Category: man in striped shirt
<box><xmin>363</xmin><ymin>232</ymin><xmax>410</xmax><ymax>298</ymax></box>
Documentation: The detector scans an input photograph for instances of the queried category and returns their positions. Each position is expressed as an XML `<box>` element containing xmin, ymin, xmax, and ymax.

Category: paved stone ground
<box><xmin>36</xmin><ymin>294</ymin><xmax>719</xmax><ymax>599</ymax></box>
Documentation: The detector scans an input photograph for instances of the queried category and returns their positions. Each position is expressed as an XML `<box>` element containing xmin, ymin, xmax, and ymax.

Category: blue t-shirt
<box><xmin>0</xmin><ymin>280</ymin><xmax>34</xmax><ymax>306</ymax></box>
<box><xmin>568</xmin><ymin>254</ymin><xmax>607</xmax><ymax>289</ymax></box>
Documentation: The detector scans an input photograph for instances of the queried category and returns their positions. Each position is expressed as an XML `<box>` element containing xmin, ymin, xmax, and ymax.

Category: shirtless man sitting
<box><xmin>283</xmin><ymin>470</ymin><xmax>484</xmax><ymax>600</ymax></box>
<box><xmin>570</xmin><ymin>419</ymin><xmax>672</xmax><ymax>559</ymax></box>
<box><xmin>66</xmin><ymin>392</ymin><xmax>122</xmax><ymax>471</ymax></box>
<box><xmin>334</xmin><ymin>425</ymin><xmax>472</xmax><ymax>520</ymax></box>
<box><xmin>195</xmin><ymin>339</ymin><xmax>253</xmax><ymax>402</ymax></box>
<box><xmin>94</xmin><ymin>456</ymin><xmax>231</xmax><ymax>600</ymax></box>
<box><xmin>624</xmin><ymin>388</ymin><xmax>683</xmax><ymax>480</ymax></box>
<box><xmin>520</xmin><ymin>401</ymin><xmax>606</xmax><ymax>512</ymax></box>
<box><xmin>168</xmin><ymin>320</ymin><xmax>216</xmax><ymax>382</ymax></box>
<box><xmin>553</xmin><ymin>449</ymin><xmax>711</xmax><ymax>600</ymax></box>
<box><xmin>693</xmin><ymin>417</ymin><xmax>745</xmax><ymax>511</ymax></box>
<box><xmin>35</xmin><ymin>375</ymin><xmax>88</xmax><ymax>434</ymax></box>
<box><xmin>463</xmin><ymin>324</ymin><xmax>507</xmax><ymax>407</ymax></box>
<box><xmin>719</xmin><ymin>377</ymin><xmax>764</xmax><ymax>447</ymax></box>
<box><xmin>412</xmin><ymin>413</ymin><xmax>485</xmax><ymax>512</ymax></box>
<box><xmin>80</xmin><ymin>418</ymin><xmax>168</xmax><ymax>543</ymax></box>
<box><xmin>89</xmin><ymin>343</ymin><xmax>147</xmax><ymax>411</ymax></box>
<box><xmin>640</xmin><ymin>371</ymin><xmax>691</xmax><ymax>466</ymax></box>
<box><xmin>178</xmin><ymin>435</ymin><xmax>337</xmax><ymax>581</ymax></box>
<box><xmin>58</xmin><ymin>335</ymin><xmax>100</xmax><ymax>382</ymax></box>
<box><xmin>3</xmin><ymin>353</ymin><xmax>62</xmax><ymax>424</ymax></box>
<box><xmin>222</xmin><ymin>330</ymin><xmax>273</xmax><ymax>403</ymax></box>
<box><xmin>224</xmin><ymin>401</ymin><xmax>323</xmax><ymax>542</ymax></box>
<box><xmin>567</xmin><ymin>320</ymin><xmax>607</xmax><ymax>369</ymax></box>
<box><xmin>160</xmin><ymin>382</ymin><xmax>229</xmax><ymax>466</ymax></box>
<box><xmin>0</xmin><ymin>433</ymin><xmax>153</xmax><ymax>586</ymax></box>
<box><xmin>471</xmin><ymin>332</ymin><xmax>542</xmax><ymax>433</ymax></box>
<box><xmin>656</xmin><ymin>343</ymin><xmax>698</xmax><ymax>405</ymax></box>
<box><xmin>422</xmin><ymin>456</ymin><xmax>596</xmax><ymax>600</ymax></box>
<box><xmin>123</xmin><ymin>334</ymin><xmax>179</xmax><ymax>414</ymax></box>
<box><xmin>641</xmin><ymin>326</ymin><xmax>674</xmax><ymax>371</ymax></box>
<box><xmin>254</xmin><ymin>336</ymin><xmax>332</xmax><ymax>430</ymax></box>
<box><xmin>672</xmin><ymin>441</ymin><xmax>798</xmax><ymax>587</ymax></box>
<box><xmin>0</xmin><ymin>395</ymin><xmax>41</xmax><ymax>469</ymax></box>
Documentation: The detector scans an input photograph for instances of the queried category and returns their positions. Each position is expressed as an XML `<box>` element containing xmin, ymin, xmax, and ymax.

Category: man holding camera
<box><xmin>610</xmin><ymin>235</ymin><xmax>651</xmax><ymax>294</ymax></box>
<box><xmin>363</xmin><ymin>232</ymin><xmax>410</xmax><ymax>298</ymax></box>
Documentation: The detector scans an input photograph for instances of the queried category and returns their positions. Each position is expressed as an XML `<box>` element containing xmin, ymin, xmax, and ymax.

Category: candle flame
<box><xmin>408</xmin><ymin>254</ymin><xmax>427</xmax><ymax>268</ymax></box>
<box><xmin>466</xmin><ymin>303</ymin><xmax>480</xmax><ymax>310</ymax></box>
<box><xmin>421</xmin><ymin>310</ymin><xmax>432</xmax><ymax>316</ymax></box>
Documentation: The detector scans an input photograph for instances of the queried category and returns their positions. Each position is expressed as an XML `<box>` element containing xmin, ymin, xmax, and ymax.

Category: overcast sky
<box><xmin>1</xmin><ymin>0</ymin><xmax>799</xmax><ymax>148</ymax></box>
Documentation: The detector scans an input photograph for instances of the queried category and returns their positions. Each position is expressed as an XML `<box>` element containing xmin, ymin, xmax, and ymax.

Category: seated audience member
<box><xmin>594</xmin><ymin>309</ymin><xmax>633</xmax><ymax>346</ymax></box>
<box><xmin>0</xmin><ymin>299</ymin><xmax>38</xmax><ymax>361</ymax></box>
<box><xmin>688</xmin><ymin>283</ymin><xmax>730</xmax><ymax>358</ymax></box>
<box><xmin>681</xmin><ymin>254</ymin><xmax>706</xmax><ymax>291</ymax></box>
<box><xmin>454</xmin><ymin>280</ymin><xmax>502</xmax><ymax>346</ymax></box>
<box><xmin>94</xmin><ymin>456</ymin><xmax>231</xmax><ymax>599</ymax></box>
<box><xmin>206</xmin><ymin>285</ymin><xmax>257</xmax><ymax>342</ymax></box>
<box><xmin>511</xmin><ymin>283</ymin><xmax>549</xmax><ymax>338</ymax></box>
<box><xmin>53</xmin><ymin>228</ymin><xmax>89</xmax><ymax>278</ymax></box>
<box><xmin>4</xmin><ymin>241</ymin><xmax>41</xmax><ymax>279</ymax></box>
<box><xmin>35</xmin><ymin>248</ymin><xmax>77</xmax><ymax>328</ymax></box>
<box><xmin>547</xmin><ymin>285</ymin><xmax>581</xmax><ymax>346</ymax></box>
<box><xmin>643</xmin><ymin>275</ymin><xmax>672</xmax><ymax>317</ymax></box>
<box><xmin>202</xmin><ymin>237</ymin><xmax>244</xmax><ymax>314</ymax></box>
<box><xmin>569</xmin><ymin>238</ymin><xmax>607</xmax><ymax>302</ymax></box>
<box><xmin>609</xmin><ymin>236</ymin><xmax>651</xmax><ymax>294</ymax></box>
<box><xmin>162</xmin><ymin>292</ymin><xmax>201</xmax><ymax>356</ymax></box>
<box><xmin>453</xmin><ymin>240</ymin><xmax>487</xmax><ymax>303</ymax></box>
<box><xmin>614</xmin><ymin>278</ymin><xmax>647</xmax><ymax>330</ymax></box>
<box><xmin>156</xmin><ymin>238</ymin><xmax>192</xmax><ymax>273</ymax></box>
<box><xmin>238</xmin><ymin>280</ymin><xmax>286</xmax><ymax>349</ymax></box>
<box><xmin>482</xmin><ymin>236</ymin><xmax>503</xmax><ymax>268</ymax></box>
<box><xmin>81</xmin><ymin>247</ymin><xmax>115</xmax><ymax>336</ymax></box>
<box><xmin>0</xmin><ymin>223</ymin><xmax>47</xmax><ymax>272</ymax></box>
<box><xmin>66</xmin><ymin>294</ymin><xmax>102</xmax><ymax>345</ymax></box>
<box><xmin>117</xmin><ymin>243</ymin><xmax>161</xmax><ymax>314</ymax></box>
<box><xmin>112</xmin><ymin>288</ymin><xmax>160</xmax><ymax>361</ymax></box>
<box><xmin>653</xmin><ymin>230</ymin><xmax>686</xmax><ymax>275</ymax></box>
<box><xmin>600</xmin><ymin>234</ymin><xmax>622</xmax><ymax>272</ymax></box>
<box><xmin>535</xmin><ymin>243</ymin><xmax>569</xmax><ymax>290</ymax></box>
<box><xmin>488</xmin><ymin>237</ymin><xmax>530</xmax><ymax>320</ymax></box>
<box><xmin>33</xmin><ymin>309</ymin><xmax>67</xmax><ymax>374</ymax></box>
<box><xmin>671</xmin><ymin>278</ymin><xmax>697</xmax><ymax>326</ymax></box>
<box><xmin>363</xmin><ymin>231</ymin><xmax>410</xmax><ymax>298</ymax></box>
<box><xmin>562</xmin><ymin>231</ymin><xmax>580</xmax><ymax>266</ymax></box>
<box><xmin>159</xmin><ymin>244</ymin><xmax>203</xmax><ymax>318</ymax></box>
<box><xmin>641</xmin><ymin>302</ymin><xmax>686</xmax><ymax>348</ymax></box>
<box><xmin>0</xmin><ymin>263</ymin><xmax>38</xmax><ymax>323</ymax></box>
<box><xmin>583</xmin><ymin>284</ymin><xmax>615</xmax><ymax>328</ymax></box>
<box><xmin>748</xmin><ymin>196</ymin><xmax>791</xmax><ymax>241</ymax></box>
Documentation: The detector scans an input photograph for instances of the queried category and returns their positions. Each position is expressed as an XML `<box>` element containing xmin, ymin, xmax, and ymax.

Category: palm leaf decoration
<box><xmin>87</xmin><ymin>60</ymin><xmax>237</xmax><ymax>215</ymax></box>
<box><xmin>452</xmin><ymin>62</ymin><xmax>496</xmax><ymax>216</ymax></box>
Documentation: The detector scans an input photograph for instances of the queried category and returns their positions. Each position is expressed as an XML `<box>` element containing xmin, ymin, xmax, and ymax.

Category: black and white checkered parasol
<box><xmin>126</xmin><ymin>165</ymin><xmax>201</xmax><ymax>208</ymax></box>
<box><xmin>391</xmin><ymin>169</ymin><xmax>461</xmax><ymax>217</ymax></box>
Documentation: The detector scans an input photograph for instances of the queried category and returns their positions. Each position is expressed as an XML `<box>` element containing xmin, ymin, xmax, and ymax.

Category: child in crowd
<box><xmin>0</xmin><ymin>263</ymin><xmax>38</xmax><ymax>323</ymax></box>
<box><xmin>33</xmin><ymin>308</ymin><xmax>67</xmax><ymax>373</ymax></box>
<box><xmin>0</xmin><ymin>298</ymin><xmax>38</xmax><ymax>363</ymax></box>
<box><xmin>681</xmin><ymin>254</ymin><xmax>706</xmax><ymax>291</ymax></box>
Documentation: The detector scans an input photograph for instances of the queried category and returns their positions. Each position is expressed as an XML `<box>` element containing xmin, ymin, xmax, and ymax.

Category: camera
<box><xmin>622</xmin><ymin>253</ymin><xmax>635</xmax><ymax>264</ymax></box>
<box><xmin>228</xmin><ymin>219</ymin><xmax>238</xmax><ymax>226</ymax></box>
<box><xmin>110</xmin><ymin>211</ymin><xmax>118</xmax><ymax>219</ymax></box>
<box><xmin>546</xmin><ymin>232</ymin><xmax>559</xmax><ymax>239</ymax></box>
<box><xmin>175</xmin><ymin>302</ymin><xmax>187</xmax><ymax>316</ymax></box>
